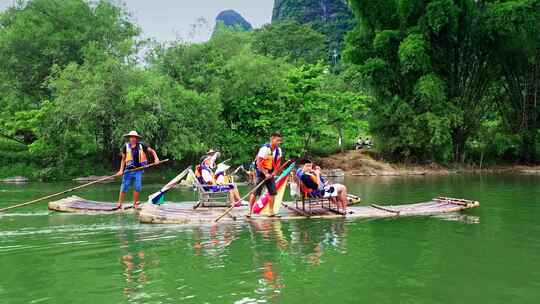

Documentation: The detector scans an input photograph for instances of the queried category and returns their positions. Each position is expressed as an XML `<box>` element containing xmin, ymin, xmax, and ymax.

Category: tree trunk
<box><xmin>102</xmin><ymin>124</ymin><xmax>115</xmax><ymax>167</ymax></box>
<box><xmin>337</xmin><ymin>127</ymin><xmax>344</xmax><ymax>153</ymax></box>
<box><xmin>520</xmin><ymin>130</ymin><xmax>537</xmax><ymax>163</ymax></box>
<box><xmin>451</xmin><ymin>129</ymin><xmax>467</xmax><ymax>164</ymax></box>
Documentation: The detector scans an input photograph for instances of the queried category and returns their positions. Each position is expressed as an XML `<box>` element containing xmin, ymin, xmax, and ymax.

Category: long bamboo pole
<box><xmin>0</xmin><ymin>159</ymin><xmax>169</xmax><ymax>213</ymax></box>
<box><xmin>214</xmin><ymin>159</ymin><xmax>293</xmax><ymax>223</ymax></box>
<box><xmin>213</xmin><ymin>178</ymin><xmax>269</xmax><ymax>223</ymax></box>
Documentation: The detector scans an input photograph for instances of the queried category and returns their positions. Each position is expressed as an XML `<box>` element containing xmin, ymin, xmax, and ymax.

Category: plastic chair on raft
<box><xmin>289</xmin><ymin>174</ymin><xmax>346</xmax><ymax>217</ymax></box>
<box><xmin>190</xmin><ymin>167</ymin><xmax>236</xmax><ymax>209</ymax></box>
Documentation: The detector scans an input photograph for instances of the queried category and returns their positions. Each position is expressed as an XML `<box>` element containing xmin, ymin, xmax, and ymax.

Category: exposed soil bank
<box><xmin>317</xmin><ymin>150</ymin><xmax>540</xmax><ymax>176</ymax></box>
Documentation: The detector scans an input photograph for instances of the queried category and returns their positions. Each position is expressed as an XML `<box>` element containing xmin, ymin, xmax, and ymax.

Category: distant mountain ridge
<box><xmin>214</xmin><ymin>10</ymin><xmax>252</xmax><ymax>33</ymax></box>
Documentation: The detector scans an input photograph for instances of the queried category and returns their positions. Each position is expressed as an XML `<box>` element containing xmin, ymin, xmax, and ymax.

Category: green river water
<box><xmin>0</xmin><ymin>174</ymin><xmax>539</xmax><ymax>304</ymax></box>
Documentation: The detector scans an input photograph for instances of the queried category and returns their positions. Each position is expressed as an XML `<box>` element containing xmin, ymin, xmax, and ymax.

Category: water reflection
<box><xmin>244</xmin><ymin>220</ymin><xmax>349</xmax><ymax>302</ymax></box>
<box><xmin>433</xmin><ymin>213</ymin><xmax>480</xmax><ymax>224</ymax></box>
<box><xmin>118</xmin><ymin>228</ymin><xmax>149</xmax><ymax>300</ymax></box>
<box><xmin>248</xmin><ymin>221</ymin><xmax>286</xmax><ymax>301</ymax></box>
<box><xmin>288</xmin><ymin>221</ymin><xmax>347</xmax><ymax>266</ymax></box>
<box><xmin>191</xmin><ymin>224</ymin><xmax>237</xmax><ymax>257</ymax></box>
<box><xmin>111</xmin><ymin>211</ymin><xmax>479</xmax><ymax>303</ymax></box>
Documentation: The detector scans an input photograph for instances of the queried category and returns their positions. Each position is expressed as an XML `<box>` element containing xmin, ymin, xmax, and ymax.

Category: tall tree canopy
<box><xmin>0</xmin><ymin>0</ymin><xmax>139</xmax><ymax>144</ymax></box>
<box><xmin>1</xmin><ymin>0</ymin><xmax>538</xmax><ymax>179</ymax></box>
<box><xmin>486</xmin><ymin>0</ymin><xmax>540</xmax><ymax>162</ymax></box>
<box><xmin>0</xmin><ymin>1</ymin><xmax>366</xmax><ymax>179</ymax></box>
<box><xmin>345</xmin><ymin>0</ymin><xmax>539</xmax><ymax>163</ymax></box>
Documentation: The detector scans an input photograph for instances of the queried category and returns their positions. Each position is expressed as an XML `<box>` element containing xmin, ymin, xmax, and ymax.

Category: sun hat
<box><xmin>123</xmin><ymin>130</ymin><xmax>142</xmax><ymax>139</ymax></box>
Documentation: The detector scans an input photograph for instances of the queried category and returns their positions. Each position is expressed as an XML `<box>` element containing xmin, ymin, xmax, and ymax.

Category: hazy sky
<box><xmin>0</xmin><ymin>0</ymin><xmax>275</xmax><ymax>42</ymax></box>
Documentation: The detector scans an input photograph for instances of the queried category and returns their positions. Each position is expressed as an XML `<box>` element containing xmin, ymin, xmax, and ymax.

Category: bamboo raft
<box><xmin>138</xmin><ymin>197</ymin><xmax>479</xmax><ymax>225</ymax></box>
<box><xmin>46</xmin><ymin>196</ymin><xmax>479</xmax><ymax>223</ymax></box>
<box><xmin>47</xmin><ymin>194</ymin><xmax>361</xmax><ymax>214</ymax></box>
<box><xmin>48</xmin><ymin>196</ymin><xmax>135</xmax><ymax>214</ymax></box>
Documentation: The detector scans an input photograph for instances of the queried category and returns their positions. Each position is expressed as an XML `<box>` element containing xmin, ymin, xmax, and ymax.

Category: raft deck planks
<box><xmin>48</xmin><ymin>196</ymin><xmax>135</xmax><ymax>214</ymax></box>
<box><xmin>138</xmin><ymin>197</ymin><xmax>479</xmax><ymax>224</ymax></box>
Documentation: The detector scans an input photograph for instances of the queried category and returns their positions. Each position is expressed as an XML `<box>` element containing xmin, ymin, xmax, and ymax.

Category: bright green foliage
<box><xmin>398</xmin><ymin>34</ymin><xmax>431</xmax><ymax>75</ymax></box>
<box><xmin>155</xmin><ymin>31</ymin><xmax>368</xmax><ymax>163</ymax></box>
<box><xmin>485</xmin><ymin>0</ymin><xmax>540</xmax><ymax>162</ymax></box>
<box><xmin>251</xmin><ymin>21</ymin><xmax>326</xmax><ymax>64</ymax></box>
<box><xmin>41</xmin><ymin>54</ymin><xmax>222</xmax><ymax>176</ymax></box>
<box><xmin>0</xmin><ymin>0</ymin><xmax>138</xmax><ymax>108</ymax></box>
<box><xmin>150</xmin><ymin>30</ymin><xmax>249</xmax><ymax>93</ymax></box>
<box><xmin>0</xmin><ymin>0</ymin><xmax>140</xmax><ymax>178</ymax></box>
<box><xmin>346</xmin><ymin>0</ymin><xmax>540</xmax><ymax>164</ymax></box>
<box><xmin>346</xmin><ymin>0</ymin><xmax>500</xmax><ymax>163</ymax></box>
<box><xmin>0</xmin><ymin>1</ymin><xmax>367</xmax><ymax>180</ymax></box>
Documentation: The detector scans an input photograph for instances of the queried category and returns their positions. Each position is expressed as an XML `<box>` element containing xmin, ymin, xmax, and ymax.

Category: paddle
<box><xmin>148</xmin><ymin>166</ymin><xmax>190</xmax><ymax>204</ymax></box>
<box><xmin>214</xmin><ymin>159</ymin><xmax>294</xmax><ymax>223</ymax></box>
<box><xmin>0</xmin><ymin>159</ymin><xmax>169</xmax><ymax>213</ymax></box>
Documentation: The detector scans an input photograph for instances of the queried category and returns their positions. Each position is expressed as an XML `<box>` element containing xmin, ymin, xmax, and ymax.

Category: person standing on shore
<box><xmin>116</xmin><ymin>131</ymin><xmax>160</xmax><ymax>209</ymax></box>
<box><xmin>248</xmin><ymin>132</ymin><xmax>283</xmax><ymax>218</ymax></box>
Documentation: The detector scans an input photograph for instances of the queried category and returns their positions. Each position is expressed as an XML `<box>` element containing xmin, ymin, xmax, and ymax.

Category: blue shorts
<box><xmin>121</xmin><ymin>171</ymin><xmax>142</xmax><ymax>193</ymax></box>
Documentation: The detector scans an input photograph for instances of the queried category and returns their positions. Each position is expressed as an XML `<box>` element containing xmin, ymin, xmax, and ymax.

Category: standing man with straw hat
<box><xmin>116</xmin><ymin>131</ymin><xmax>160</xmax><ymax>209</ymax></box>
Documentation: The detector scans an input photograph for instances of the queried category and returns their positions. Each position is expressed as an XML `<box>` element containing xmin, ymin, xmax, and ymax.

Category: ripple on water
<box><xmin>29</xmin><ymin>297</ymin><xmax>52</xmax><ymax>304</ymax></box>
<box><xmin>0</xmin><ymin>222</ymin><xmax>141</xmax><ymax>237</ymax></box>
<box><xmin>0</xmin><ymin>211</ymin><xmax>51</xmax><ymax>218</ymax></box>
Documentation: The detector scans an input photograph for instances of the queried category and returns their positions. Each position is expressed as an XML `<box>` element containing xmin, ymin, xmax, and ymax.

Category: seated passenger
<box><xmin>215</xmin><ymin>163</ymin><xmax>243</xmax><ymax>207</ymax></box>
<box><xmin>195</xmin><ymin>150</ymin><xmax>219</xmax><ymax>188</ymax></box>
<box><xmin>296</xmin><ymin>162</ymin><xmax>323</xmax><ymax>198</ymax></box>
<box><xmin>296</xmin><ymin>161</ymin><xmax>348</xmax><ymax>210</ymax></box>
<box><xmin>313</xmin><ymin>165</ymin><xmax>348</xmax><ymax>210</ymax></box>
<box><xmin>195</xmin><ymin>150</ymin><xmax>242</xmax><ymax>206</ymax></box>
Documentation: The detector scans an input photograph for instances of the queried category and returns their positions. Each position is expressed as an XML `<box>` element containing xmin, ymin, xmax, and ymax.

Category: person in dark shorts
<box><xmin>248</xmin><ymin>132</ymin><xmax>283</xmax><ymax>217</ymax></box>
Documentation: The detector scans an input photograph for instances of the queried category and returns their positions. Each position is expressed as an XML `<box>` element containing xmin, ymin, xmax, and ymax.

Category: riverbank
<box><xmin>318</xmin><ymin>150</ymin><xmax>540</xmax><ymax>176</ymax></box>
<box><xmin>2</xmin><ymin>150</ymin><xmax>539</xmax><ymax>183</ymax></box>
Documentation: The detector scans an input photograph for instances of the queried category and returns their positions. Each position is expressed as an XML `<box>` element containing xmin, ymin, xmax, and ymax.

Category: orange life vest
<box><xmin>257</xmin><ymin>144</ymin><xmax>282</xmax><ymax>172</ymax></box>
<box><xmin>125</xmin><ymin>143</ymin><xmax>147</xmax><ymax>168</ymax></box>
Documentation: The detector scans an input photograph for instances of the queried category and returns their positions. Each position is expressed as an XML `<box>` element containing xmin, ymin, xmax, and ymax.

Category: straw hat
<box><xmin>207</xmin><ymin>149</ymin><xmax>217</xmax><ymax>155</ymax></box>
<box><xmin>123</xmin><ymin>130</ymin><xmax>142</xmax><ymax>139</ymax></box>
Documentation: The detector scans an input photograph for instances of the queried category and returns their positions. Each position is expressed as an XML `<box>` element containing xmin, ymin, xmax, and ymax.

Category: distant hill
<box><xmin>272</xmin><ymin>0</ymin><xmax>356</xmax><ymax>54</ymax></box>
<box><xmin>213</xmin><ymin>10</ymin><xmax>253</xmax><ymax>34</ymax></box>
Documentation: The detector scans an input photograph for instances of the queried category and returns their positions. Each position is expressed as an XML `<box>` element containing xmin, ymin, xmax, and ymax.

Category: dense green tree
<box><xmin>150</xmin><ymin>29</ymin><xmax>249</xmax><ymax>93</ymax></box>
<box><xmin>486</xmin><ymin>0</ymin><xmax>540</xmax><ymax>162</ymax></box>
<box><xmin>6</xmin><ymin>0</ymin><xmax>539</xmax><ymax>180</ymax></box>
<box><xmin>0</xmin><ymin>0</ymin><xmax>139</xmax><ymax>144</ymax></box>
<box><xmin>215</xmin><ymin>50</ymin><xmax>291</xmax><ymax>162</ymax></box>
<box><xmin>251</xmin><ymin>21</ymin><xmax>327</xmax><ymax>64</ymax></box>
<box><xmin>151</xmin><ymin>28</ymin><xmax>367</xmax><ymax>162</ymax></box>
<box><xmin>346</xmin><ymin>0</ymin><xmax>498</xmax><ymax>163</ymax></box>
<box><xmin>39</xmin><ymin>52</ymin><xmax>221</xmax><ymax>176</ymax></box>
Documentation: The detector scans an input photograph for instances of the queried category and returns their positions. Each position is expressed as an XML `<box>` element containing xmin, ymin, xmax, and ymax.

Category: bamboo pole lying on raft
<box><xmin>0</xmin><ymin>160</ymin><xmax>169</xmax><ymax>213</ymax></box>
<box><xmin>370</xmin><ymin>204</ymin><xmax>400</xmax><ymax>215</ymax></box>
<box><xmin>434</xmin><ymin>197</ymin><xmax>478</xmax><ymax>206</ymax></box>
